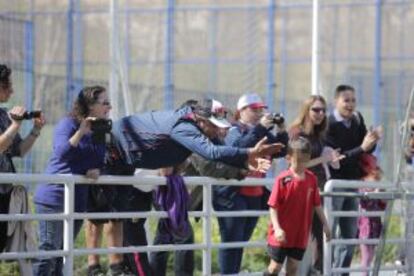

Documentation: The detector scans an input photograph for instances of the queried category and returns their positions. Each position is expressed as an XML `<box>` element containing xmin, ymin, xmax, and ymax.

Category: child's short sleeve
<box><xmin>268</xmin><ymin>176</ymin><xmax>283</xmax><ymax>208</ymax></box>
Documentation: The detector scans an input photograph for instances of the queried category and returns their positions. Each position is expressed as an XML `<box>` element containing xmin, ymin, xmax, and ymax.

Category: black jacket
<box><xmin>325</xmin><ymin>112</ymin><xmax>375</xmax><ymax>180</ymax></box>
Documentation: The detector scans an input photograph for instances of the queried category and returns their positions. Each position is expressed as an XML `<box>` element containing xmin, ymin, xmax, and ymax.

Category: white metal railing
<box><xmin>323</xmin><ymin>179</ymin><xmax>406</xmax><ymax>275</ymax></box>
<box><xmin>0</xmin><ymin>173</ymin><xmax>273</xmax><ymax>276</ymax></box>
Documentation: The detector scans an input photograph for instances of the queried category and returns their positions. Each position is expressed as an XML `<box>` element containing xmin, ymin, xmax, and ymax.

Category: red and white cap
<box><xmin>237</xmin><ymin>94</ymin><xmax>267</xmax><ymax>111</ymax></box>
<box><xmin>208</xmin><ymin>99</ymin><xmax>231</xmax><ymax>129</ymax></box>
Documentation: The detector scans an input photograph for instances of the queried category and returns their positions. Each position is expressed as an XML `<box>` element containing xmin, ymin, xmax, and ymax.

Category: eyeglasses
<box><xmin>98</xmin><ymin>100</ymin><xmax>111</xmax><ymax>106</ymax></box>
<box><xmin>311</xmin><ymin>107</ymin><xmax>326</xmax><ymax>114</ymax></box>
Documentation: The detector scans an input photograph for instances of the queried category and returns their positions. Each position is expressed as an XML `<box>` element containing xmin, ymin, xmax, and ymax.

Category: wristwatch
<box><xmin>30</xmin><ymin>128</ymin><xmax>41</xmax><ymax>137</ymax></box>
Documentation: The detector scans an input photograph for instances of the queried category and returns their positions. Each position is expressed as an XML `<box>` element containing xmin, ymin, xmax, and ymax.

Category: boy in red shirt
<box><xmin>265</xmin><ymin>137</ymin><xmax>331</xmax><ymax>275</ymax></box>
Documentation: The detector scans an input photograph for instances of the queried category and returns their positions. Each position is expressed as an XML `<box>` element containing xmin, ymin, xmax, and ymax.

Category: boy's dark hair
<box><xmin>0</xmin><ymin>64</ymin><xmax>11</xmax><ymax>88</ymax></box>
<box><xmin>287</xmin><ymin>137</ymin><xmax>312</xmax><ymax>156</ymax></box>
<box><xmin>335</xmin><ymin>84</ymin><xmax>355</xmax><ymax>98</ymax></box>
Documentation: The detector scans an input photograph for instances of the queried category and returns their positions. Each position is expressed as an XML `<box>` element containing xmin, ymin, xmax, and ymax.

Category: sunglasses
<box><xmin>98</xmin><ymin>100</ymin><xmax>111</xmax><ymax>106</ymax></box>
<box><xmin>311</xmin><ymin>107</ymin><xmax>326</xmax><ymax>114</ymax></box>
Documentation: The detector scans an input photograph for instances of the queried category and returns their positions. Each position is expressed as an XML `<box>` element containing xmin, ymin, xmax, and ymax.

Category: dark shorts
<box><xmin>267</xmin><ymin>245</ymin><xmax>306</xmax><ymax>263</ymax></box>
<box><xmin>87</xmin><ymin>184</ymin><xmax>136</xmax><ymax>224</ymax></box>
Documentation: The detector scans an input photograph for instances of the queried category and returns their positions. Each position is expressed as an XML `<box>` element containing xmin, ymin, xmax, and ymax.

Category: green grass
<box><xmin>0</xmin><ymin>215</ymin><xmax>404</xmax><ymax>275</ymax></box>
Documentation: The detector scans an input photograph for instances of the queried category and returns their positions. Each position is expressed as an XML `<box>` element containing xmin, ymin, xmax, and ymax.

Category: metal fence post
<box><xmin>324</xmin><ymin>180</ymin><xmax>333</xmax><ymax>276</ymax></box>
<box><xmin>63</xmin><ymin>178</ymin><xmax>75</xmax><ymax>276</ymax></box>
<box><xmin>164</xmin><ymin>0</ymin><xmax>175</xmax><ymax>110</ymax></box>
<box><xmin>202</xmin><ymin>182</ymin><xmax>212</xmax><ymax>276</ymax></box>
<box><xmin>266</xmin><ymin>0</ymin><xmax>276</xmax><ymax>111</ymax></box>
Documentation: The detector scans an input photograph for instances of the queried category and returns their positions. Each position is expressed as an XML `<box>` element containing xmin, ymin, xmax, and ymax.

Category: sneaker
<box><xmin>88</xmin><ymin>264</ymin><xmax>105</xmax><ymax>276</ymax></box>
<box><xmin>107</xmin><ymin>262</ymin><xmax>135</xmax><ymax>276</ymax></box>
<box><xmin>394</xmin><ymin>259</ymin><xmax>406</xmax><ymax>276</ymax></box>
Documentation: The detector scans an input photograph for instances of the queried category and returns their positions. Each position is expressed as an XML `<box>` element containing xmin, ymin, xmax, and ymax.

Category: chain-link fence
<box><xmin>0</xmin><ymin>0</ymin><xmax>413</xmax><ymax>188</ymax></box>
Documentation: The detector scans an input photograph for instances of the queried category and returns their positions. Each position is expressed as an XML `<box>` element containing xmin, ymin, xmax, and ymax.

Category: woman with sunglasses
<box><xmin>289</xmin><ymin>95</ymin><xmax>341</xmax><ymax>274</ymax></box>
<box><xmin>214</xmin><ymin>93</ymin><xmax>289</xmax><ymax>275</ymax></box>
<box><xmin>32</xmin><ymin>86</ymin><xmax>133</xmax><ymax>276</ymax></box>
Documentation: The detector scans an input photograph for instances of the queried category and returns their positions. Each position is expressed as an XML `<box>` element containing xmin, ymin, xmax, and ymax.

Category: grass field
<box><xmin>0</xmin><ymin>214</ymin><xmax>404</xmax><ymax>275</ymax></box>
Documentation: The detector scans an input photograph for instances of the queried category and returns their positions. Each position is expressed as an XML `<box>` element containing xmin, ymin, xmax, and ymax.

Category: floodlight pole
<box><xmin>311</xmin><ymin>0</ymin><xmax>319</xmax><ymax>96</ymax></box>
<box><xmin>109</xmin><ymin>0</ymin><xmax>119</xmax><ymax>119</ymax></box>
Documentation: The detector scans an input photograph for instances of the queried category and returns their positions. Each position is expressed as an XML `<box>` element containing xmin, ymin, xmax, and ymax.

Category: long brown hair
<box><xmin>0</xmin><ymin>64</ymin><xmax>11</xmax><ymax>89</ymax></box>
<box><xmin>70</xmin><ymin>85</ymin><xmax>106</xmax><ymax>122</ymax></box>
<box><xmin>289</xmin><ymin>95</ymin><xmax>327</xmax><ymax>139</ymax></box>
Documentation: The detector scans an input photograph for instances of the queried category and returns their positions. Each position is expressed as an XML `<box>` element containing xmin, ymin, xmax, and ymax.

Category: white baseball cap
<box><xmin>208</xmin><ymin>99</ymin><xmax>231</xmax><ymax>128</ymax></box>
<box><xmin>237</xmin><ymin>93</ymin><xmax>267</xmax><ymax>111</ymax></box>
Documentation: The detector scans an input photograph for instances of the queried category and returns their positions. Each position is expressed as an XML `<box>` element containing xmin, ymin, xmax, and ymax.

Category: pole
<box><xmin>311</xmin><ymin>0</ymin><xmax>319</xmax><ymax>95</ymax></box>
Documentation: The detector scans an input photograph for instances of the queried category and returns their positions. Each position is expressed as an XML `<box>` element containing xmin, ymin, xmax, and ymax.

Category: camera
<box><xmin>271</xmin><ymin>113</ymin><xmax>285</xmax><ymax>126</ymax></box>
<box><xmin>90</xmin><ymin>118</ymin><xmax>112</xmax><ymax>134</ymax></box>
<box><xmin>10</xmin><ymin>110</ymin><xmax>42</xmax><ymax>121</ymax></box>
<box><xmin>91</xmin><ymin>119</ymin><xmax>112</xmax><ymax>144</ymax></box>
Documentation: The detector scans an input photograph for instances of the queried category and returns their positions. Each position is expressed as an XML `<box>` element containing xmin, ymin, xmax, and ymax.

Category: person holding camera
<box><xmin>32</xmin><ymin>86</ymin><xmax>132</xmax><ymax>276</ymax></box>
<box><xmin>213</xmin><ymin>93</ymin><xmax>289</xmax><ymax>275</ymax></box>
<box><xmin>0</xmin><ymin>64</ymin><xmax>45</xmax><ymax>253</ymax></box>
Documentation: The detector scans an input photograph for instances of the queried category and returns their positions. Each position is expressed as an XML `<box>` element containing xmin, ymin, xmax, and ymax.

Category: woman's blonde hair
<box><xmin>289</xmin><ymin>95</ymin><xmax>327</xmax><ymax>139</ymax></box>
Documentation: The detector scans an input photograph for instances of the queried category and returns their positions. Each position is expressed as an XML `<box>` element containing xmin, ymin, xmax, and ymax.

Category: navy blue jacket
<box><xmin>224</xmin><ymin>121</ymin><xmax>288</xmax><ymax>158</ymax></box>
<box><xmin>111</xmin><ymin>107</ymin><xmax>249</xmax><ymax>169</ymax></box>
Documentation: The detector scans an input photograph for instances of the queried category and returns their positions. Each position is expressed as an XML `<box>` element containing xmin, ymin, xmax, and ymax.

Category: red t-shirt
<box><xmin>239</xmin><ymin>170</ymin><xmax>265</xmax><ymax>197</ymax></box>
<box><xmin>267</xmin><ymin>169</ymin><xmax>321</xmax><ymax>249</ymax></box>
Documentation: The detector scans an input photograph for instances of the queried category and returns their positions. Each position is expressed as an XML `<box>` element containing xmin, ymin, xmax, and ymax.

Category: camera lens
<box><xmin>272</xmin><ymin>113</ymin><xmax>285</xmax><ymax>125</ymax></box>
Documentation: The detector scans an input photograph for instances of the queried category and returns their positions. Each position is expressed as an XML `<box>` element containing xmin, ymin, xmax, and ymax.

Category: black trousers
<box><xmin>149</xmin><ymin>219</ymin><xmax>194</xmax><ymax>276</ymax></box>
<box><xmin>0</xmin><ymin>191</ymin><xmax>11</xmax><ymax>252</ymax></box>
<box><xmin>120</xmin><ymin>187</ymin><xmax>153</xmax><ymax>276</ymax></box>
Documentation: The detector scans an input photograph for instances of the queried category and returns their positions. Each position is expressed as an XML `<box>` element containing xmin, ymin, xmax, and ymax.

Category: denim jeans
<box><xmin>214</xmin><ymin>193</ymin><xmax>261</xmax><ymax>275</ymax></box>
<box><xmin>150</xmin><ymin>219</ymin><xmax>194</xmax><ymax>276</ymax></box>
<box><xmin>32</xmin><ymin>203</ymin><xmax>83</xmax><ymax>276</ymax></box>
<box><xmin>332</xmin><ymin>194</ymin><xmax>359</xmax><ymax>276</ymax></box>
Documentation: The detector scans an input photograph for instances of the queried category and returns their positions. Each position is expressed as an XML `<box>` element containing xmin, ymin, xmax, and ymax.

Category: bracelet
<box><xmin>30</xmin><ymin>128</ymin><xmax>41</xmax><ymax>137</ymax></box>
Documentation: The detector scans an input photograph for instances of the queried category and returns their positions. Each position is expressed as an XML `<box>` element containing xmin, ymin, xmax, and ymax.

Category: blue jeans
<box><xmin>332</xmin><ymin>195</ymin><xmax>359</xmax><ymax>276</ymax></box>
<box><xmin>32</xmin><ymin>203</ymin><xmax>83</xmax><ymax>276</ymax></box>
<box><xmin>214</xmin><ymin>193</ymin><xmax>261</xmax><ymax>274</ymax></box>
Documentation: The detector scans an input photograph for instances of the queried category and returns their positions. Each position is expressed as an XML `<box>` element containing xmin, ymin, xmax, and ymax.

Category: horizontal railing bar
<box><xmin>330</xmin><ymin>238</ymin><xmax>405</xmax><ymax>245</ymax></box>
<box><xmin>0</xmin><ymin>240</ymin><xmax>269</xmax><ymax>260</ymax></box>
<box><xmin>332</xmin><ymin>264</ymin><xmax>406</xmax><ymax>273</ymax></box>
<box><xmin>0</xmin><ymin>210</ymin><xmax>271</xmax><ymax>221</ymax></box>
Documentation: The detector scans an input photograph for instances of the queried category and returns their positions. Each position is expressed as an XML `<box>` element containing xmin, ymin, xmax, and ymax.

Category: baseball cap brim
<box><xmin>248</xmin><ymin>102</ymin><xmax>267</xmax><ymax>109</ymax></box>
<box><xmin>209</xmin><ymin>116</ymin><xmax>232</xmax><ymax>128</ymax></box>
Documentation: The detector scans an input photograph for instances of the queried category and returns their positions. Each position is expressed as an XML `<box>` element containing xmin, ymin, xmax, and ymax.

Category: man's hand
<box><xmin>159</xmin><ymin>167</ymin><xmax>174</xmax><ymax>176</ymax></box>
<box><xmin>249</xmin><ymin>137</ymin><xmax>284</xmax><ymax>158</ymax></box>
<box><xmin>361</xmin><ymin>125</ymin><xmax>382</xmax><ymax>152</ymax></box>
<box><xmin>248</xmin><ymin>157</ymin><xmax>271</xmax><ymax>173</ymax></box>
<box><xmin>85</xmin><ymin>168</ymin><xmax>100</xmax><ymax>180</ymax></box>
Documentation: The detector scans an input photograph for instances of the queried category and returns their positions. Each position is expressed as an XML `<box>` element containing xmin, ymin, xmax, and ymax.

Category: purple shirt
<box><xmin>34</xmin><ymin>117</ymin><xmax>105</xmax><ymax>211</ymax></box>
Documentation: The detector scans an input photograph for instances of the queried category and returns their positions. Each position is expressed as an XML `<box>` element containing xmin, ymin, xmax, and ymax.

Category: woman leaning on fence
<box><xmin>32</xmin><ymin>86</ymin><xmax>113</xmax><ymax>276</ymax></box>
<box><xmin>0</xmin><ymin>64</ymin><xmax>45</xmax><ymax>253</ymax></box>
